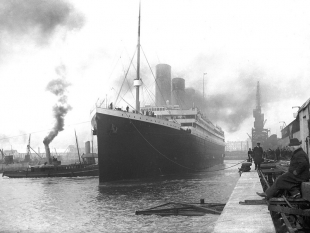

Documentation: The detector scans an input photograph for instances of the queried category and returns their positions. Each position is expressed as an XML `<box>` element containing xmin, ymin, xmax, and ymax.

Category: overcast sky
<box><xmin>0</xmin><ymin>0</ymin><xmax>310</xmax><ymax>152</ymax></box>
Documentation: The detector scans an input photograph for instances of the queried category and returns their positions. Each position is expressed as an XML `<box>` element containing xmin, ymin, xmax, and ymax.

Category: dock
<box><xmin>213</xmin><ymin>170</ymin><xmax>276</xmax><ymax>233</ymax></box>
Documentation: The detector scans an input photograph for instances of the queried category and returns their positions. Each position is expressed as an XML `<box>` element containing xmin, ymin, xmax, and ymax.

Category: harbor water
<box><xmin>0</xmin><ymin>160</ymin><xmax>242</xmax><ymax>233</ymax></box>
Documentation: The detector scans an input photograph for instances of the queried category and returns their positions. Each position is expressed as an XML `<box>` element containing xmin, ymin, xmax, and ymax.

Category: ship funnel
<box><xmin>171</xmin><ymin>78</ymin><xmax>186</xmax><ymax>108</ymax></box>
<box><xmin>44</xmin><ymin>143</ymin><xmax>52</xmax><ymax>164</ymax></box>
<box><xmin>155</xmin><ymin>64</ymin><xmax>171</xmax><ymax>106</ymax></box>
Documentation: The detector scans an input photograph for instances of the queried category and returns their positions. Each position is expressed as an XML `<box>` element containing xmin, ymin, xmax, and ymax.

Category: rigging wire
<box><xmin>106</xmin><ymin>50</ymin><xmax>124</xmax><ymax>83</ymax></box>
<box><xmin>140</xmin><ymin>81</ymin><xmax>146</xmax><ymax>106</ymax></box>
<box><xmin>141</xmin><ymin>46</ymin><xmax>169</xmax><ymax>109</ymax></box>
<box><xmin>140</xmin><ymin>79</ymin><xmax>155</xmax><ymax>105</ymax></box>
<box><xmin>115</xmin><ymin>48</ymin><xmax>137</xmax><ymax>107</ymax></box>
<box><xmin>140</xmin><ymin>46</ymin><xmax>177</xmax><ymax>119</ymax></box>
<box><xmin>121</xmin><ymin>56</ymin><xmax>135</xmax><ymax>101</ymax></box>
<box><xmin>124</xmin><ymin>110</ymin><xmax>238</xmax><ymax>172</ymax></box>
<box><xmin>120</xmin><ymin>56</ymin><xmax>135</xmax><ymax>102</ymax></box>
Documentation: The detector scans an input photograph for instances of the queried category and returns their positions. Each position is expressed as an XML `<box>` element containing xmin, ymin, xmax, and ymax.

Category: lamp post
<box><xmin>203</xmin><ymin>73</ymin><xmax>207</xmax><ymax>100</ymax></box>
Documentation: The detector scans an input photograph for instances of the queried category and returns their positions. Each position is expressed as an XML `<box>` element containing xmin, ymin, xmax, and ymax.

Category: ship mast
<box><xmin>133</xmin><ymin>2</ymin><xmax>142</xmax><ymax>112</ymax></box>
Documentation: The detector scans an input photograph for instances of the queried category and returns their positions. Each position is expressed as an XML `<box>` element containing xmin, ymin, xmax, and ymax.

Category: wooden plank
<box><xmin>260</xmin><ymin>163</ymin><xmax>276</xmax><ymax>169</ymax></box>
<box><xmin>269</xmin><ymin>199</ymin><xmax>309</xmax><ymax>205</ymax></box>
<box><xmin>269</xmin><ymin>205</ymin><xmax>310</xmax><ymax>217</ymax></box>
<box><xmin>239</xmin><ymin>200</ymin><xmax>267</xmax><ymax>205</ymax></box>
<box><xmin>301</xmin><ymin>182</ymin><xmax>310</xmax><ymax>202</ymax></box>
<box><xmin>258</xmin><ymin>169</ymin><xmax>270</xmax><ymax>188</ymax></box>
<box><xmin>269</xmin><ymin>197</ymin><xmax>307</xmax><ymax>202</ymax></box>
<box><xmin>260</xmin><ymin>169</ymin><xmax>284</xmax><ymax>174</ymax></box>
<box><xmin>135</xmin><ymin>202</ymin><xmax>223</xmax><ymax>216</ymax></box>
<box><xmin>280</xmin><ymin>212</ymin><xmax>296</xmax><ymax>233</ymax></box>
<box><xmin>178</xmin><ymin>203</ymin><xmax>222</xmax><ymax>215</ymax></box>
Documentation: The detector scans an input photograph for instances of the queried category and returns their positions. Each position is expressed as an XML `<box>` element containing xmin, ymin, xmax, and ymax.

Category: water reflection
<box><xmin>1</xmin><ymin>161</ymin><xmax>241</xmax><ymax>233</ymax></box>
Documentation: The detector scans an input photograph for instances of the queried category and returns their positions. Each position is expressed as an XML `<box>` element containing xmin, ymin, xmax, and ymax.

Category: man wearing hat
<box><xmin>253</xmin><ymin>142</ymin><xmax>264</xmax><ymax>170</ymax></box>
<box><xmin>257</xmin><ymin>138</ymin><xmax>309</xmax><ymax>199</ymax></box>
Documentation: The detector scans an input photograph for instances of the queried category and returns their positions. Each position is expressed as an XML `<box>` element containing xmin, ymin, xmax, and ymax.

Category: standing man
<box><xmin>253</xmin><ymin>142</ymin><xmax>264</xmax><ymax>170</ymax></box>
<box><xmin>257</xmin><ymin>138</ymin><xmax>309</xmax><ymax>199</ymax></box>
<box><xmin>247</xmin><ymin>148</ymin><xmax>253</xmax><ymax>162</ymax></box>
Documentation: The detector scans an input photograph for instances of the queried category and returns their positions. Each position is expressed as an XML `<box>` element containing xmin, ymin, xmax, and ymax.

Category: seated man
<box><xmin>257</xmin><ymin>138</ymin><xmax>309</xmax><ymax>199</ymax></box>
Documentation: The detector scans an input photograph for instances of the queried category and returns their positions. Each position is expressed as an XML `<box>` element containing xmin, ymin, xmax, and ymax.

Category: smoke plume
<box><xmin>173</xmin><ymin>69</ymin><xmax>256</xmax><ymax>133</ymax></box>
<box><xmin>43</xmin><ymin>65</ymin><xmax>72</xmax><ymax>145</ymax></box>
<box><xmin>178</xmin><ymin>66</ymin><xmax>309</xmax><ymax>133</ymax></box>
<box><xmin>0</xmin><ymin>0</ymin><xmax>84</xmax><ymax>47</ymax></box>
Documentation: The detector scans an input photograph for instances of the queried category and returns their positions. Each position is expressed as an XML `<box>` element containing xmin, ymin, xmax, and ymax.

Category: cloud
<box><xmin>0</xmin><ymin>0</ymin><xmax>84</xmax><ymax>47</ymax></box>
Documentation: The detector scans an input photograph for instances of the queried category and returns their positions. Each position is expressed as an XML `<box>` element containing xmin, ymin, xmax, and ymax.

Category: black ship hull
<box><xmin>94</xmin><ymin>109</ymin><xmax>225</xmax><ymax>183</ymax></box>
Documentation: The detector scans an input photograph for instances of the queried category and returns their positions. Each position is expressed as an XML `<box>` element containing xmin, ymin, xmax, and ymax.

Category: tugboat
<box><xmin>91</xmin><ymin>4</ymin><xmax>226</xmax><ymax>183</ymax></box>
<box><xmin>3</xmin><ymin>136</ymin><xmax>98</xmax><ymax>178</ymax></box>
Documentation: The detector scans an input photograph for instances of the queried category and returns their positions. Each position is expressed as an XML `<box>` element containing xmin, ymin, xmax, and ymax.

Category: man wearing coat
<box><xmin>257</xmin><ymin>138</ymin><xmax>309</xmax><ymax>199</ymax></box>
<box><xmin>253</xmin><ymin>142</ymin><xmax>264</xmax><ymax>170</ymax></box>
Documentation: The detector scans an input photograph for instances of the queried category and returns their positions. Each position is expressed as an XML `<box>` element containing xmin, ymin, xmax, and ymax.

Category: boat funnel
<box><xmin>44</xmin><ymin>144</ymin><xmax>52</xmax><ymax>164</ymax></box>
<box><xmin>85</xmin><ymin>141</ymin><xmax>90</xmax><ymax>154</ymax></box>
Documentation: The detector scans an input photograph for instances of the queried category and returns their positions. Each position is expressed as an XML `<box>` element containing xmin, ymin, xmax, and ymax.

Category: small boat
<box><xmin>2</xmin><ymin>163</ymin><xmax>98</xmax><ymax>178</ymax></box>
<box><xmin>2</xmin><ymin>133</ymin><xmax>99</xmax><ymax>178</ymax></box>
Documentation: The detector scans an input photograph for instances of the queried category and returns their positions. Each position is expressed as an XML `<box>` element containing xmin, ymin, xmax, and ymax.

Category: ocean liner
<box><xmin>91</xmin><ymin>5</ymin><xmax>225</xmax><ymax>183</ymax></box>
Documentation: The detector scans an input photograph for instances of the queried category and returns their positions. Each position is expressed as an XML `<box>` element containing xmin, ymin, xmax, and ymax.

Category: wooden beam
<box><xmin>302</xmin><ymin>182</ymin><xmax>310</xmax><ymax>202</ymax></box>
<box><xmin>269</xmin><ymin>205</ymin><xmax>310</xmax><ymax>217</ymax></box>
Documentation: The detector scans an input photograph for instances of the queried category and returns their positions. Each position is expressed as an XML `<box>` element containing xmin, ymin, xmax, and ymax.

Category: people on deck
<box><xmin>253</xmin><ymin>142</ymin><xmax>264</xmax><ymax>170</ymax></box>
<box><xmin>257</xmin><ymin>138</ymin><xmax>309</xmax><ymax>199</ymax></box>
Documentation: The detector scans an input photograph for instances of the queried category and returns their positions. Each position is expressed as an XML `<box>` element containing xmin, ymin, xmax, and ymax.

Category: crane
<box><xmin>75</xmin><ymin>130</ymin><xmax>81</xmax><ymax>164</ymax></box>
<box><xmin>26</xmin><ymin>134</ymin><xmax>31</xmax><ymax>159</ymax></box>
<box><xmin>263</xmin><ymin>119</ymin><xmax>267</xmax><ymax>127</ymax></box>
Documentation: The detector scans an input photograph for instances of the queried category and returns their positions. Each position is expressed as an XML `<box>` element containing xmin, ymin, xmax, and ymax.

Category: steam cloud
<box><xmin>183</xmin><ymin>90</ymin><xmax>255</xmax><ymax>132</ymax></box>
<box><xmin>0</xmin><ymin>0</ymin><xmax>84</xmax><ymax>47</ymax></box>
<box><xmin>184</xmin><ymin>72</ymin><xmax>256</xmax><ymax>132</ymax></box>
<box><xmin>43</xmin><ymin>65</ymin><xmax>72</xmax><ymax>145</ymax></box>
<box><xmin>179</xmin><ymin>68</ymin><xmax>308</xmax><ymax>133</ymax></box>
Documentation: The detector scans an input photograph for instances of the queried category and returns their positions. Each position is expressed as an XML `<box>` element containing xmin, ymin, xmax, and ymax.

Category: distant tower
<box><xmin>256</xmin><ymin>81</ymin><xmax>261</xmax><ymax>110</ymax></box>
<box><xmin>252</xmin><ymin>81</ymin><xmax>268</xmax><ymax>148</ymax></box>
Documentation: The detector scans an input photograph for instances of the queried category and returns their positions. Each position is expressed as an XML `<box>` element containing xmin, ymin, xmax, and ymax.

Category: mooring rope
<box><xmin>124</xmin><ymin>111</ymin><xmax>247</xmax><ymax>173</ymax></box>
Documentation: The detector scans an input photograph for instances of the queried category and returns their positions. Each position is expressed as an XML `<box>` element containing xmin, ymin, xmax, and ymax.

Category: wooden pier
<box><xmin>213</xmin><ymin>170</ymin><xmax>276</xmax><ymax>233</ymax></box>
